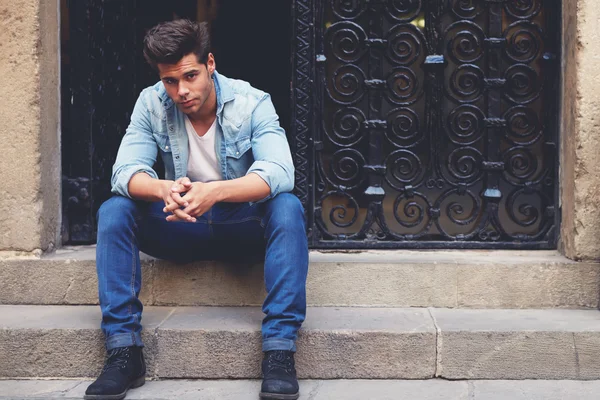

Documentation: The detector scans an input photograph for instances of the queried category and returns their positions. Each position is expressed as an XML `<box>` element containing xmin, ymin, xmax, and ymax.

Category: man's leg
<box><xmin>87</xmin><ymin>196</ymin><xmax>146</xmax><ymax>400</ymax></box>
<box><xmin>95</xmin><ymin>196</ymin><xmax>144</xmax><ymax>350</ymax></box>
<box><xmin>210</xmin><ymin>193</ymin><xmax>308</xmax><ymax>400</ymax></box>
<box><xmin>260</xmin><ymin>193</ymin><xmax>308</xmax><ymax>352</ymax></box>
<box><xmin>260</xmin><ymin>193</ymin><xmax>307</xmax><ymax>400</ymax></box>
<box><xmin>88</xmin><ymin>196</ymin><xmax>212</xmax><ymax>400</ymax></box>
<box><xmin>96</xmin><ymin>196</ymin><xmax>214</xmax><ymax>348</ymax></box>
<box><xmin>209</xmin><ymin>193</ymin><xmax>309</xmax><ymax>349</ymax></box>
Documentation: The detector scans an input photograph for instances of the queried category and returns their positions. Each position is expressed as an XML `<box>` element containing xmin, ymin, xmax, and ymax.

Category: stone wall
<box><xmin>0</xmin><ymin>0</ymin><xmax>60</xmax><ymax>253</ymax></box>
<box><xmin>561</xmin><ymin>0</ymin><xmax>600</xmax><ymax>260</ymax></box>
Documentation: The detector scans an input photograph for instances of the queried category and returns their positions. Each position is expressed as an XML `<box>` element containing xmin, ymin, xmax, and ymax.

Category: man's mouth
<box><xmin>180</xmin><ymin>99</ymin><xmax>195</xmax><ymax>107</ymax></box>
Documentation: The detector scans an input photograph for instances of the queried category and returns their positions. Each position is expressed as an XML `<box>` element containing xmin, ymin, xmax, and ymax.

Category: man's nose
<box><xmin>178</xmin><ymin>83</ymin><xmax>189</xmax><ymax>97</ymax></box>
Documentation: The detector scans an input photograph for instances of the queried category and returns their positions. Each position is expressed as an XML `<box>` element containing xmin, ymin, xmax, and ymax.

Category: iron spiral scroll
<box><xmin>292</xmin><ymin>0</ymin><xmax>560</xmax><ymax>248</ymax></box>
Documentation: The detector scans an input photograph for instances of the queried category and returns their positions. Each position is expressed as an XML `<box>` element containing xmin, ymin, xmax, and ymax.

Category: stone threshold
<box><xmin>1</xmin><ymin>247</ymin><xmax>598</xmax><ymax>308</ymax></box>
<box><xmin>1</xmin><ymin>305</ymin><xmax>600</xmax><ymax>380</ymax></box>
<box><xmin>46</xmin><ymin>246</ymin><xmax>577</xmax><ymax>264</ymax></box>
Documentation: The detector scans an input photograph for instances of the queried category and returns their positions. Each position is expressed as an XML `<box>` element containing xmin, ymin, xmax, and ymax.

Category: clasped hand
<box><xmin>161</xmin><ymin>177</ymin><xmax>218</xmax><ymax>222</ymax></box>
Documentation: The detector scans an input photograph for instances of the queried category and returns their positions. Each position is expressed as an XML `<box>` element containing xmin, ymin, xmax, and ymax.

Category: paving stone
<box><xmin>156</xmin><ymin>306</ymin><xmax>436</xmax><ymax>379</ymax></box>
<box><xmin>431</xmin><ymin>308</ymin><xmax>600</xmax><ymax>379</ymax></box>
<box><xmin>0</xmin><ymin>306</ymin><xmax>174</xmax><ymax>378</ymax></box>
<box><xmin>472</xmin><ymin>380</ymin><xmax>600</xmax><ymax>400</ymax></box>
<box><xmin>3</xmin><ymin>380</ymin><xmax>600</xmax><ymax>400</ymax></box>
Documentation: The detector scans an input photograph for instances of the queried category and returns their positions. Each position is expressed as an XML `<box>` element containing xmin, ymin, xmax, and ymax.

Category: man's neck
<box><xmin>188</xmin><ymin>85</ymin><xmax>217</xmax><ymax>124</ymax></box>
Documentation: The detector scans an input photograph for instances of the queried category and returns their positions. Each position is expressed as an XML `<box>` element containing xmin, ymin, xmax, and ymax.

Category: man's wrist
<box><xmin>209</xmin><ymin>181</ymin><xmax>226</xmax><ymax>203</ymax></box>
<box><xmin>156</xmin><ymin>179</ymin><xmax>172</xmax><ymax>200</ymax></box>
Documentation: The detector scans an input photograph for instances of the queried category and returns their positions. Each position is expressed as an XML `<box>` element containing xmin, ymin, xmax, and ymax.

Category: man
<box><xmin>84</xmin><ymin>19</ymin><xmax>308</xmax><ymax>400</ymax></box>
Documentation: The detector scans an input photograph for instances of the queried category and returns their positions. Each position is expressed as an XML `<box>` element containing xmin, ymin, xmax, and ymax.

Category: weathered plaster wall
<box><xmin>561</xmin><ymin>0</ymin><xmax>600</xmax><ymax>260</ymax></box>
<box><xmin>0</xmin><ymin>0</ymin><xmax>60</xmax><ymax>252</ymax></box>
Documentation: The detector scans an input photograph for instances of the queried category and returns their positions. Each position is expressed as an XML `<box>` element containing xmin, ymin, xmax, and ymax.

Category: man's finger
<box><xmin>165</xmin><ymin>214</ymin><xmax>184</xmax><ymax>222</ymax></box>
<box><xmin>181</xmin><ymin>177</ymin><xmax>192</xmax><ymax>187</ymax></box>
<box><xmin>170</xmin><ymin>183</ymin><xmax>185</xmax><ymax>193</ymax></box>
<box><xmin>163</xmin><ymin>195</ymin><xmax>186</xmax><ymax>214</ymax></box>
<box><xmin>171</xmin><ymin>177</ymin><xmax>193</xmax><ymax>193</ymax></box>
<box><xmin>163</xmin><ymin>200</ymin><xmax>182</xmax><ymax>213</ymax></box>
<box><xmin>183</xmin><ymin>203</ymin><xmax>207</xmax><ymax>218</ymax></box>
<box><xmin>169</xmin><ymin>192</ymin><xmax>189</xmax><ymax>208</ymax></box>
<box><xmin>167</xmin><ymin>208</ymin><xmax>195</xmax><ymax>222</ymax></box>
<box><xmin>174</xmin><ymin>176</ymin><xmax>192</xmax><ymax>185</ymax></box>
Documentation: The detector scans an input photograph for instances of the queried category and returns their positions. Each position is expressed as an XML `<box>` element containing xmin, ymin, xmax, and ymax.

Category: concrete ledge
<box><xmin>1</xmin><ymin>306</ymin><xmax>600</xmax><ymax>380</ymax></box>
<box><xmin>0</xmin><ymin>305</ymin><xmax>435</xmax><ymax>379</ymax></box>
<box><xmin>156</xmin><ymin>307</ymin><xmax>435</xmax><ymax>379</ymax></box>
<box><xmin>1</xmin><ymin>248</ymin><xmax>598</xmax><ymax>308</ymax></box>
<box><xmin>0</xmin><ymin>306</ymin><xmax>173</xmax><ymax>378</ymax></box>
<box><xmin>432</xmin><ymin>309</ymin><xmax>600</xmax><ymax>379</ymax></box>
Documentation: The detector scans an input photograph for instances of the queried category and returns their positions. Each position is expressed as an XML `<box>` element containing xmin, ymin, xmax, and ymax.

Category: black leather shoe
<box><xmin>84</xmin><ymin>346</ymin><xmax>146</xmax><ymax>400</ymax></box>
<box><xmin>260</xmin><ymin>350</ymin><xmax>300</xmax><ymax>400</ymax></box>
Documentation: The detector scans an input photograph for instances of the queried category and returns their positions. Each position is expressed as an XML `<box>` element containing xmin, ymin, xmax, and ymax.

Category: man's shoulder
<box><xmin>216</xmin><ymin>73</ymin><xmax>270</xmax><ymax>125</ymax></box>
<box><xmin>139</xmin><ymin>81</ymin><xmax>169</xmax><ymax>103</ymax></box>
<box><xmin>134</xmin><ymin>82</ymin><xmax>170</xmax><ymax>119</ymax></box>
<box><xmin>216</xmin><ymin>72</ymin><xmax>266</xmax><ymax>101</ymax></box>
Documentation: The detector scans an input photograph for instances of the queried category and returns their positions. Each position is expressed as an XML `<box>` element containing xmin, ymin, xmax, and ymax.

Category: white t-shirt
<box><xmin>185</xmin><ymin>116</ymin><xmax>223</xmax><ymax>183</ymax></box>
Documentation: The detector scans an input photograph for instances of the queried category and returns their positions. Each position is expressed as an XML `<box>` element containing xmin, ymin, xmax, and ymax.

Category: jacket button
<box><xmin>236</xmin><ymin>151</ymin><xmax>240</xmax><ymax>155</ymax></box>
<box><xmin>165</xmin><ymin>146</ymin><xmax>169</xmax><ymax>150</ymax></box>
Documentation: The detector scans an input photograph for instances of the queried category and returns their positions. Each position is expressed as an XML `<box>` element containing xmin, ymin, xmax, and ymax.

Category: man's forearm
<box><xmin>128</xmin><ymin>172</ymin><xmax>170</xmax><ymax>202</ymax></box>
<box><xmin>211</xmin><ymin>173</ymin><xmax>271</xmax><ymax>203</ymax></box>
<box><xmin>128</xmin><ymin>172</ymin><xmax>270</xmax><ymax>204</ymax></box>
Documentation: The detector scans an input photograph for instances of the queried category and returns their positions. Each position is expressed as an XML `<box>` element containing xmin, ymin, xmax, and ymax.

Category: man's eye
<box><xmin>186</xmin><ymin>74</ymin><xmax>197</xmax><ymax>80</ymax></box>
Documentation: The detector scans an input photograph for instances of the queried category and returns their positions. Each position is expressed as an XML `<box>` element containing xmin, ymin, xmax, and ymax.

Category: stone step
<box><xmin>2</xmin><ymin>379</ymin><xmax>600</xmax><ymax>400</ymax></box>
<box><xmin>1</xmin><ymin>247</ymin><xmax>598</xmax><ymax>308</ymax></box>
<box><xmin>1</xmin><ymin>305</ymin><xmax>600</xmax><ymax>380</ymax></box>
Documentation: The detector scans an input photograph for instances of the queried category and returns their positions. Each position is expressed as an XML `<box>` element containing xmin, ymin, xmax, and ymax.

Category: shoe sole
<box><xmin>259</xmin><ymin>391</ymin><xmax>300</xmax><ymax>400</ymax></box>
<box><xmin>83</xmin><ymin>376</ymin><xmax>145</xmax><ymax>400</ymax></box>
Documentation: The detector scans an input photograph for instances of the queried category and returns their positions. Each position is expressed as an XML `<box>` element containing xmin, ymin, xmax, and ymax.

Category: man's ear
<box><xmin>207</xmin><ymin>53</ymin><xmax>216</xmax><ymax>77</ymax></box>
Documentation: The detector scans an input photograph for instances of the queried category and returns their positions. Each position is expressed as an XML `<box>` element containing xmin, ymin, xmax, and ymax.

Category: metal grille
<box><xmin>292</xmin><ymin>0</ymin><xmax>560</xmax><ymax>249</ymax></box>
<box><xmin>62</xmin><ymin>0</ymin><xmax>197</xmax><ymax>243</ymax></box>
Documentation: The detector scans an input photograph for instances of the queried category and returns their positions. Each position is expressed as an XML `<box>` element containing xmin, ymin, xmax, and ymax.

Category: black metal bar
<box><xmin>291</xmin><ymin>0</ymin><xmax>314</xmax><ymax>244</ymax></box>
<box><xmin>548</xmin><ymin>0</ymin><xmax>562</xmax><ymax>247</ymax></box>
<box><xmin>482</xmin><ymin>1</ymin><xmax>504</xmax><ymax>237</ymax></box>
<box><xmin>362</xmin><ymin>1</ymin><xmax>386</xmax><ymax>238</ymax></box>
<box><xmin>314</xmin><ymin>240</ymin><xmax>554</xmax><ymax>250</ymax></box>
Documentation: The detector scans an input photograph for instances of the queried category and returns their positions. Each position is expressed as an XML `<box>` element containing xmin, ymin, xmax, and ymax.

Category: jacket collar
<box><xmin>213</xmin><ymin>70</ymin><xmax>234</xmax><ymax>115</ymax></box>
<box><xmin>157</xmin><ymin>69</ymin><xmax>233</xmax><ymax>115</ymax></box>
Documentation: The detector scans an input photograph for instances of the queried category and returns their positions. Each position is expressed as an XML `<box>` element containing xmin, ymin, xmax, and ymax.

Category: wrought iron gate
<box><xmin>291</xmin><ymin>0</ymin><xmax>560</xmax><ymax>249</ymax></box>
<box><xmin>61</xmin><ymin>0</ymin><xmax>291</xmax><ymax>244</ymax></box>
<box><xmin>62</xmin><ymin>0</ymin><xmax>197</xmax><ymax>243</ymax></box>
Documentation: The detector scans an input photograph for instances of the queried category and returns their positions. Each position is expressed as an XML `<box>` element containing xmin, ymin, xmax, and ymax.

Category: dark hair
<box><xmin>143</xmin><ymin>19</ymin><xmax>211</xmax><ymax>71</ymax></box>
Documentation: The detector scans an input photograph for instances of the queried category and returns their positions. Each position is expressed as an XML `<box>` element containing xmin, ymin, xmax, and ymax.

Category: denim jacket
<box><xmin>111</xmin><ymin>70</ymin><xmax>294</xmax><ymax>203</ymax></box>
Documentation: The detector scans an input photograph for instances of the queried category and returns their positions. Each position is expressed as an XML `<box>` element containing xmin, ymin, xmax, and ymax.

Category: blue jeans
<box><xmin>95</xmin><ymin>192</ymin><xmax>308</xmax><ymax>353</ymax></box>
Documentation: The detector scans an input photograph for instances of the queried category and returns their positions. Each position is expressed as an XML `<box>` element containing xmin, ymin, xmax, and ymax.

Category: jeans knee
<box><xmin>97</xmin><ymin>196</ymin><xmax>138</xmax><ymax>235</ymax></box>
<box><xmin>265</xmin><ymin>193</ymin><xmax>305</xmax><ymax>228</ymax></box>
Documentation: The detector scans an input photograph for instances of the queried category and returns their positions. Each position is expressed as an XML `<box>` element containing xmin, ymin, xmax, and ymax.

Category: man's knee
<box><xmin>265</xmin><ymin>193</ymin><xmax>305</xmax><ymax>227</ymax></box>
<box><xmin>97</xmin><ymin>196</ymin><xmax>139</xmax><ymax>234</ymax></box>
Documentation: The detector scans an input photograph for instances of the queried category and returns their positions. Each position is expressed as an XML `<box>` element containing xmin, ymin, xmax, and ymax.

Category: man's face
<box><xmin>157</xmin><ymin>53</ymin><xmax>216</xmax><ymax>118</ymax></box>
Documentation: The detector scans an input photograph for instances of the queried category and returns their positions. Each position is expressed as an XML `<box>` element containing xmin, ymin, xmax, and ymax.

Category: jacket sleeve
<box><xmin>246</xmin><ymin>94</ymin><xmax>295</xmax><ymax>203</ymax></box>
<box><xmin>111</xmin><ymin>89</ymin><xmax>159</xmax><ymax>198</ymax></box>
